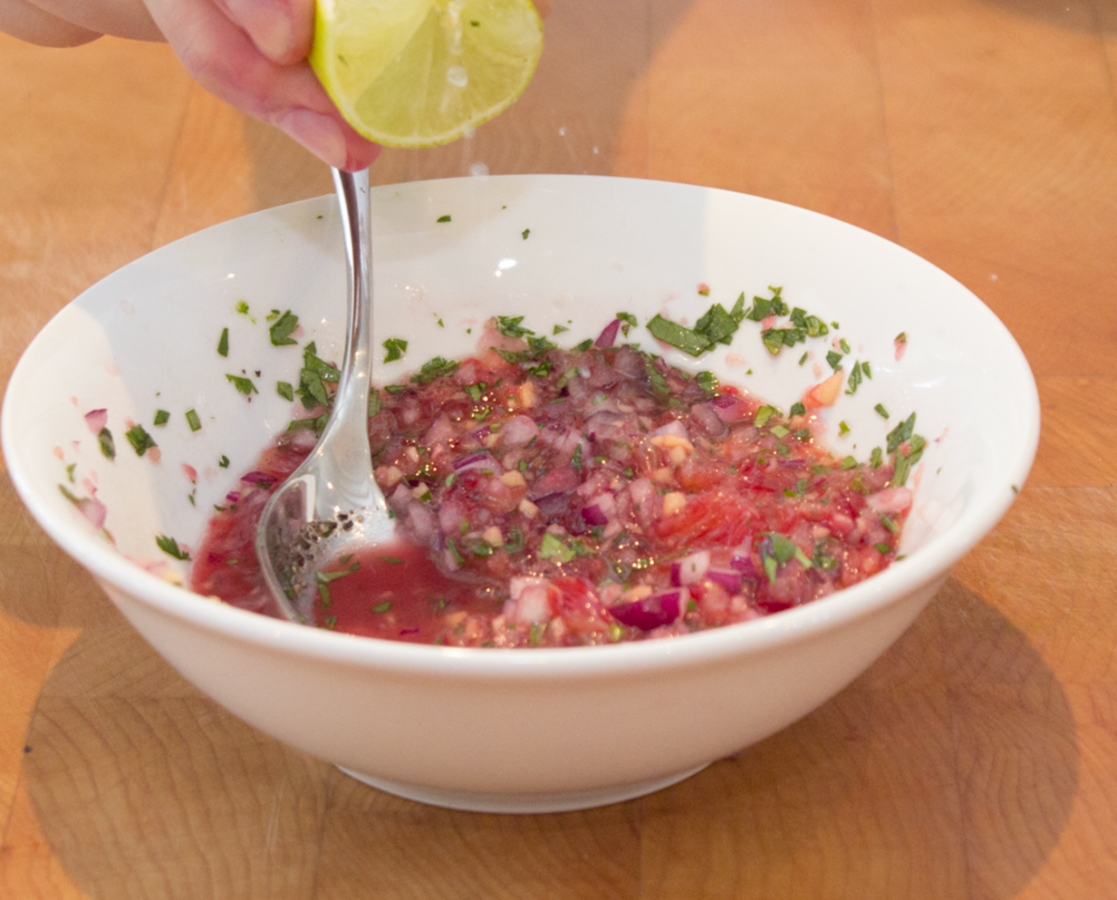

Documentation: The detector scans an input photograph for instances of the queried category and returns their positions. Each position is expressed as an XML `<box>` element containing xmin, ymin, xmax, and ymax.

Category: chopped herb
<box><xmin>892</xmin><ymin>433</ymin><xmax>926</xmax><ymax>486</ymax></box>
<box><xmin>504</xmin><ymin>526</ymin><xmax>524</xmax><ymax>553</ymax></box>
<box><xmin>382</xmin><ymin>337</ymin><xmax>408</xmax><ymax>362</ymax></box>
<box><xmin>744</xmin><ymin>287</ymin><xmax>789</xmax><ymax>322</ymax></box>
<box><xmin>646</xmin><ymin>314</ymin><xmax>712</xmax><ymax>357</ymax></box>
<box><xmin>826</xmin><ymin>350</ymin><xmax>844</xmax><ymax>371</ymax></box>
<box><xmin>895</xmin><ymin>331</ymin><xmax>907</xmax><ymax>345</ymax></box>
<box><xmin>761</xmin><ymin>532</ymin><xmax>812</xmax><ymax>583</ymax></box>
<box><xmin>553</xmin><ymin>324</ymin><xmax>569</xmax><ymax>335</ymax></box>
<box><xmin>368</xmin><ymin>392</ymin><xmax>381</xmax><ymax>417</ymax></box>
<box><xmin>269</xmin><ymin>310</ymin><xmax>299</xmax><ymax>346</ymax></box>
<box><xmin>125</xmin><ymin>425</ymin><xmax>157</xmax><ymax>456</ymax></box>
<box><xmin>153</xmin><ymin>409</ymin><xmax>170</xmax><ymax>426</ymax></box>
<box><xmin>235</xmin><ymin>301</ymin><xmax>250</xmax><ymax>316</ymax></box>
<box><xmin>839</xmin><ymin>456</ymin><xmax>858</xmax><ymax>470</ymax></box>
<box><xmin>790</xmin><ymin>307</ymin><xmax>830</xmax><ymax>338</ymax></box>
<box><xmin>411</xmin><ymin>356</ymin><xmax>460</xmax><ymax>383</ymax></box>
<box><xmin>839</xmin><ymin>338</ymin><xmax>851</xmax><ymax>354</ymax></box>
<box><xmin>219</xmin><ymin>455</ymin><xmax>230</xmax><ymax>468</ymax></box>
<box><xmin>695</xmin><ymin>371</ymin><xmax>719</xmax><ymax>393</ymax></box>
<box><xmin>616</xmin><ymin>311</ymin><xmax>638</xmax><ymax>336</ymax></box>
<box><xmin>226</xmin><ymin>373</ymin><xmax>257</xmax><ymax>395</ymax></box>
<box><xmin>694</xmin><ymin>301</ymin><xmax>745</xmax><ymax>346</ymax></box>
<box><xmin>789</xmin><ymin>402</ymin><xmax>806</xmax><ymax>417</ymax></box>
<box><xmin>870</xmin><ymin>447</ymin><xmax>883</xmax><ymax>468</ymax></box>
<box><xmin>373</xmin><ymin>601</ymin><xmax>392</xmax><ymax>613</ymax></box>
<box><xmin>571</xmin><ymin>443</ymin><xmax>583</xmax><ymax>470</ymax></box>
<box><xmin>874</xmin><ymin>403</ymin><xmax>890</xmax><ymax>419</ymax></box>
<box><xmin>65</xmin><ymin>462</ymin><xmax>76</xmax><ymax>483</ymax></box>
<box><xmin>754</xmin><ymin>405</ymin><xmax>777</xmax><ymax>428</ymax></box>
<box><xmin>98</xmin><ymin>427</ymin><xmax>115</xmax><ymax>459</ymax></box>
<box><xmin>539</xmin><ymin>532</ymin><xmax>576</xmax><ymax>563</ymax></box>
<box><xmin>436</xmin><ymin>214</ymin><xmax>451</xmax><ymax>223</ymax></box>
<box><xmin>770</xmin><ymin>424</ymin><xmax>790</xmax><ymax>438</ymax></box>
<box><xmin>846</xmin><ymin>360</ymin><xmax>864</xmax><ymax>394</ymax></box>
<box><xmin>277</xmin><ymin>381</ymin><xmax>294</xmax><ymax>401</ymax></box>
<box><xmin>521</xmin><ymin>228</ymin><xmax>530</xmax><ymax>240</ymax></box>
<box><xmin>799</xmin><ymin>351</ymin><xmax>809</xmax><ymax>366</ymax></box>
<box><xmin>156</xmin><ymin>534</ymin><xmax>190</xmax><ymax>560</ymax></box>
<box><xmin>571</xmin><ymin>338</ymin><xmax>594</xmax><ymax>352</ymax></box>
<box><xmin>886</xmin><ymin>413</ymin><xmax>916</xmax><ymax>453</ymax></box>
<box><xmin>217</xmin><ymin>327</ymin><xmax>229</xmax><ymax>357</ymax></box>
<box><xmin>881</xmin><ymin>515</ymin><xmax>899</xmax><ymax>534</ymax></box>
<box><xmin>875</xmin><ymin>542</ymin><xmax>892</xmax><ymax>554</ymax></box>
<box><xmin>185</xmin><ymin>409</ymin><xmax>202</xmax><ymax>432</ymax></box>
<box><xmin>838</xmin><ymin>421</ymin><xmax>850</xmax><ymax>436</ymax></box>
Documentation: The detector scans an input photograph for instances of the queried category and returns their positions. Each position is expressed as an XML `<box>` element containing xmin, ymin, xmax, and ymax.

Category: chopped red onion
<box><xmin>730</xmin><ymin>554</ymin><xmax>758</xmax><ymax>578</ymax></box>
<box><xmin>595</xmin><ymin>319</ymin><xmax>621</xmax><ymax>348</ymax></box>
<box><xmin>79</xmin><ymin>496</ymin><xmax>107</xmax><ymax>529</ymax></box>
<box><xmin>84</xmin><ymin>408</ymin><xmax>108</xmax><ymax>434</ymax></box>
<box><xmin>581</xmin><ymin>503</ymin><xmax>609</xmax><ymax>526</ymax></box>
<box><xmin>672</xmin><ymin>550</ymin><xmax>710</xmax><ymax>586</ymax></box>
<box><xmin>611</xmin><ymin>590</ymin><xmax>682</xmax><ymax>631</ymax></box>
<box><xmin>706</xmin><ymin>568</ymin><xmax>744</xmax><ymax>593</ymax></box>
<box><xmin>241</xmin><ymin>471</ymin><xmax>276</xmax><ymax>484</ymax></box>
<box><xmin>452</xmin><ymin>452</ymin><xmax>495</xmax><ymax>472</ymax></box>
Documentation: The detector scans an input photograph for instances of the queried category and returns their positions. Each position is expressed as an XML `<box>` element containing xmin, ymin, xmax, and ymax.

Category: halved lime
<box><xmin>310</xmin><ymin>0</ymin><xmax>544</xmax><ymax>148</ymax></box>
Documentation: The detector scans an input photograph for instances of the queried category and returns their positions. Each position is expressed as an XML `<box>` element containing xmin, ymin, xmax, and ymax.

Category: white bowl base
<box><xmin>336</xmin><ymin>763</ymin><xmax>709</xmax><ymax>813</ymax></box>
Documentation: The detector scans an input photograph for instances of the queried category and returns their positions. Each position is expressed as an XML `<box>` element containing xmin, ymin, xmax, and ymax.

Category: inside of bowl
<box><xmin>4</xmin><ymin>175</ymin><xmax>1039</xmax><ymax>597</ymax></box>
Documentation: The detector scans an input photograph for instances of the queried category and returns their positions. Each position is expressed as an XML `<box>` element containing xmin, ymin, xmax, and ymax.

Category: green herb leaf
<box><xmin>539</xmin><ymin>532</ymin><xmax>576</xmax><ymax>563</ymax></box>
<box><xmin>225</xmin><ymin>373</ymin><xmax>257</xmax><ymax>395</ymax></box>
<box><xmin>411</xmin><ymin>356</ymin><xmax>459</xmax><ymax>384</ymax></box>
<box><xmin>436</xmin><ymin>214</ymin><xmax>451</xmax><ymax>223</ymax></box>
<box><xmin>125</xmin><ymin>425</ymin><xmax>157</xmax><ymax>456</ymax></box>
<box><xmin>98</xmin><ymin>427</ymin><xmax>116</xmax><ymax>459</ymax></box>
<box><xmin>754</xmin><ymin>405</ymin><xmax>777</xmax><ymax>428</ymax></box>
<box><xmin>156</xmin><ymin>534</ymin><xmax>190</xmax><ymax>560</ymax></box>
<box><xmin>886</xmin><ymin>413</ymin><xmax>916</xmax><ymax>453</ymax></box>
<box><xmin>382</xmin><ymin>337</ymin><xmax>408</xmax><ymax>362</ymax></box>
<box><xmin>521</xmin><ymin>228</ymin><xmax>530</xmax><ymax>240</ymax></box>
<box><xmin>217</xmin><ymin>327</ymin><xmax>229</xmax><ymax>357</ymax></box>
<box><xmin>153</xmin><ymin>409</ymin><xmax>170</xmax><ymax>426</ymax></box>
<box><xmin>277</xmin><ymin>381</ymin><xmax>294</xmax><ymax>401</ymax></box>
<box><xmin>646</xmin><ymin>314</ymin><xmax>712</xmax><ymax>357</ymax></box>
<box><xmin>266</xmin><ymin>312</ymin><xmax>301</xmax><ymax>348</ymax></box>
<box><xmin>219</xmin><ymin>455</ymin><xmax>230</xmax><ymax>468</ymax></box>
<box><xmin>185</xmin><ymin>409</ymin><xmax>202</xmax><ymax>432</ymax></box>
<box><xmin>874</xmin><ymin>403</ymin><xmax>890</xmax><ymax>419</ymax></box>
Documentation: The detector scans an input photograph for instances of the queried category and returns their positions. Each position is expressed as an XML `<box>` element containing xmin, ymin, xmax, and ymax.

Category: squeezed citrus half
<box><xmin>309</xmin><ymin>0</ymin><xmax>544</xmax><ymax>148</ymax></box>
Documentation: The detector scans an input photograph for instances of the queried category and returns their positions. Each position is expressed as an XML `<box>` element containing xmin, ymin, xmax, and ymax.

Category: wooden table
<box><xmin>2</xmin><ymin>1</ymin><xmax>1116</xmax><ymax>896</ymax></box>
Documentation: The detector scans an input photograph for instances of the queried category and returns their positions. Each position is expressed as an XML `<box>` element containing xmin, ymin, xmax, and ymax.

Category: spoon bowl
<box><xmin>255</xmin><ymin>168</ymin><xmax>394</xmax><ymax>623</ymax></box>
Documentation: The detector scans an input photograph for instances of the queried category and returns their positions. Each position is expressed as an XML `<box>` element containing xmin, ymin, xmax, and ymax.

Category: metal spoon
<box><xmin>255</xmin><ymin>167</ymin><xmax>395</xmax><ymax>624</ymax></box>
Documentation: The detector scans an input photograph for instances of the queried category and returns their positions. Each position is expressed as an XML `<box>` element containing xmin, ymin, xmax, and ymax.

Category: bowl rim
<box><xmin>1</xmin><ymin>174</ymin><xmax>1042</xmax><ymax>679</ymax></box>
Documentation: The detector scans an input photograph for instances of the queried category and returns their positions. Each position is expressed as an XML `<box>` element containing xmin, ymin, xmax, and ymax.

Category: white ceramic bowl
<box><xmin>2</xmin><ymin>175</ymin><xmax>1039</xmax><ymax>812</ymax></box>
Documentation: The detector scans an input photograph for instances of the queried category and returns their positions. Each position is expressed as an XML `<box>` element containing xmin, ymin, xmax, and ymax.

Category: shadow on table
<box><xmin>16</xmin><ymin>576</ymin><xmax>1076</xmax><ymax>900</ymax></box>
<box><xmin>977</xmin><ymin>0</ymin><xmax>1116</xmax><ymax>31</ymax></box>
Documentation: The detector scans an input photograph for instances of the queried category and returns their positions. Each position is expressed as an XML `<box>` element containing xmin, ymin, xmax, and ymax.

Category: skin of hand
<box><xmin>0</xmin><ymin>0</ymin><xmax>381</xmax><ymax>170</ymax></box>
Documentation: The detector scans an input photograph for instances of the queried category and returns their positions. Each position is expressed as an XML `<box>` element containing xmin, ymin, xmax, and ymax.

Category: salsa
<box><xmin>190</xmin><ymin>318</ymin><xmax>913</xmax><ymax>647</ymax></box>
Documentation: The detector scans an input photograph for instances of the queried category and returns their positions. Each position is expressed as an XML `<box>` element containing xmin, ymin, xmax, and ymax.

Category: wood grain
<box><xmin>3</xmin><ymin>0</ymin><xmax>1117</xmax><ymax>896</ymax></box>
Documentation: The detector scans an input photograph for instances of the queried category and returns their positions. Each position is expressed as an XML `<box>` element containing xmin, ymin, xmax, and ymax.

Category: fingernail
<box><xmin>279</xmin><ymin>109</ymin><xmax>348</xmax><ymax>169</ymax></box>
<box><xmin>252</xmin><ymin>15</ymin><xmax>294</xmax><ymax>63</ymax></box>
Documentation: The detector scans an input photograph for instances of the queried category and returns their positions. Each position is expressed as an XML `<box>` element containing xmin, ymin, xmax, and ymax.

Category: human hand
<box><xmin>0</xmin><ymin>0</ymin><xmax>381</xmax><ymax>170</ymax></box>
